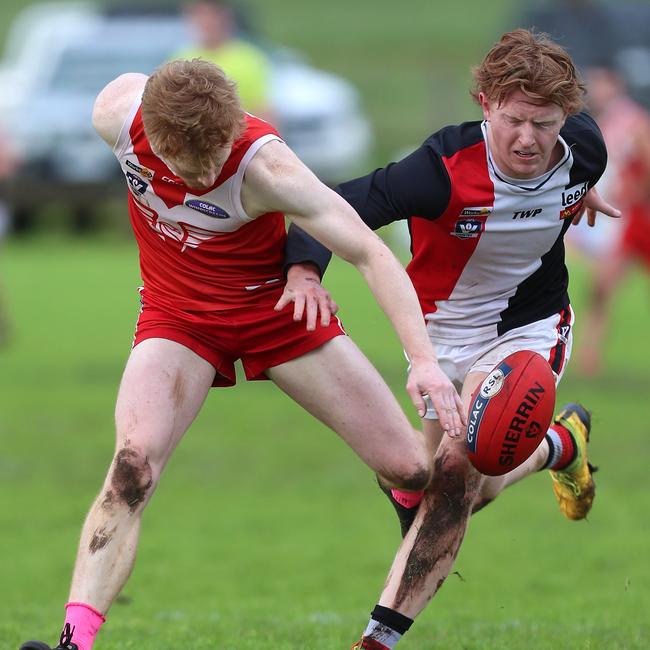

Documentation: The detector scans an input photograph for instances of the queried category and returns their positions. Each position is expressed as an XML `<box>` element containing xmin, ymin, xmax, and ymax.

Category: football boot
<box><xmin>549</xmin><ymin>403</ymin><xmax>597</xmax><ymax>520</ymax></box>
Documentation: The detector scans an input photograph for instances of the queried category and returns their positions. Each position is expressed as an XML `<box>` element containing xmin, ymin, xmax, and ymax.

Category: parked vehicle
<box><xmin>0</xmin><ymin>3</ymin><xmax>373</xmax><ymax>229</ymax></box>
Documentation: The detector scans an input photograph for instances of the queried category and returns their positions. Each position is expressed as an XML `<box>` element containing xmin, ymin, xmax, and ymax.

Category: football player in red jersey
<box><xmin>19</xmin><ymin>59</ymin><xmax>467</xmax><ymax>650</ymax></box>
<box><xmin>569</xmin><ymin>61</ymin><xmax>650</xmax><ymax>376</ymax></box>
<box><xmin>284</xmin><ymin>30</ymin><xmax>621</xmax><ymax>649</ymax></box>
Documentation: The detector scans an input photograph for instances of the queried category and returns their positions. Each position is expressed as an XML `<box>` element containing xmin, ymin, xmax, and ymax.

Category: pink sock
<box><xmin>63</xmin><ymin>602</ymin><xmax>106</xmax><ymax>650</ymax></box>
<box><xmin>390</xmin><ymin>489</ymin><xmax>424</xmax><ymax>509</ymax></box>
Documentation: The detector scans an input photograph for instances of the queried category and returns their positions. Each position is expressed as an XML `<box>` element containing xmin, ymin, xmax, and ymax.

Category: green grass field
<box><xmin>1</xmin><ymin>236</ymin><xmax>649</xmax><ymax>650</ymax></box>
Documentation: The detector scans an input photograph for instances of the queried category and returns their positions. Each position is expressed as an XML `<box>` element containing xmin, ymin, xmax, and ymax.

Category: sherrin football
<box><xmin>465</xmin><ymin>350</ymin><xmax>556</xmax><ymax>476</ymax></box>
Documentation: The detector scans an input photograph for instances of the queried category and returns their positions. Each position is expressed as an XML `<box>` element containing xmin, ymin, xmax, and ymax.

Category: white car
<box><xmin>0</xmin><ymin>3</ymin><xmax>372</xmax><ymax>190</ymax></box>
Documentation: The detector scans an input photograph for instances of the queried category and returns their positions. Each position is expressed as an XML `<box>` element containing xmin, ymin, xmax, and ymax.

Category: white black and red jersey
<box><xmin>114</xmin><ymin>102</ymin><xmax>286</xmax><ymax>312</ymax></box>
<box><xmin>286</xmin><ymin>113</ymin><xmax>607</xmax><ymax>343</ymax></box>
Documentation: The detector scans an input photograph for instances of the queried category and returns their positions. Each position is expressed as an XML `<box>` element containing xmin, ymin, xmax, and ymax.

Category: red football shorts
<box><xmin>133</xmin><ymin>289</ymin><xmax>346</xmax><ymax>387</ymax></box>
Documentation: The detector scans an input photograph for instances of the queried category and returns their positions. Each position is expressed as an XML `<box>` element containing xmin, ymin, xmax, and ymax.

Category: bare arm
<box><xmin>242</xmin><ymin>140</ymin><xmax>464</xmax><ymax>433</ymax></box>
<box><xmin>92</xmin><ymin>73</ymin><xmax>148</xmax><ymax>148</ymax></box>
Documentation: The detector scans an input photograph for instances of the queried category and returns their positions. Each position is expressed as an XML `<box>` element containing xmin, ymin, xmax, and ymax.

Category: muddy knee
<box><xmin>430</xmin><ymin>447</ymin><xmax>482</xmax><ymax>503</ymax></box>
<box><xmin>104</xmin><ymin>447</ymin><xmax>154</xmax><ymax>512</ymax></box>
<box><xmin>381</xmin><ymin>461</ymin><xmax>431</xmax><ymax>491</ymax></box>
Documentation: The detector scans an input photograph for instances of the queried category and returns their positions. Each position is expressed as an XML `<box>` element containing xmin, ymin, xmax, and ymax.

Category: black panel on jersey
<box><xmin>560</xmin><ymin>112</ymin><xmax>608</xmax><ymax>187</ymax></box>
<box><xmin>497</xmin><ymin>218</ymin><xmax>572</xmax><ymax>335</ymax></box>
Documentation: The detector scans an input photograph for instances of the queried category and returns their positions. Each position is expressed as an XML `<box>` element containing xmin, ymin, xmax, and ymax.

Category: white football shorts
<box><xmin>410</xmin><ymin>306</ymin><xmax>574</xmax><ymax>420</ymax></box>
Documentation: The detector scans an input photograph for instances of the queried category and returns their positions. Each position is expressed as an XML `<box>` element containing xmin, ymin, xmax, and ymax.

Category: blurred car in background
<box><xmin>0</xmin><ymin>2</ymin><xmax>372</xmax><ymax>230</ymax></box>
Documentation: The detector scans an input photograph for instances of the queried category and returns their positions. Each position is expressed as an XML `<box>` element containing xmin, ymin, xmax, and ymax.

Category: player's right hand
<box><xmin>407</xmin><ymin>357</ymin><xmax>465</xmax><ymax>437</ymax></box>
<box><xmin>275</xmin><ymin>263</ymin><xmax>339</xmax><ymax>331</ymax></box>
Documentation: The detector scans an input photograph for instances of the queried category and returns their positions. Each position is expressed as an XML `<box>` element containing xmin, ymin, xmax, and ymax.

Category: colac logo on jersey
<box><xmin>126</xmin><ymin>172</ymin><xmax>148</xmax><ymax>196</ymax></box>
<box><xmin>185</xmin><ymin>199</ymin><xmax>230</xmax><ymax>219</ymax></box>
<box><xmin>125</xmin><ymin>160</ymin><xmax>154</xmax><ymax>179</ymax></box>
<box><xmin>559</xmin><ymin>181</ymin><xmax>588</xmax><ymax>219</ymax></box>
<box><xmin>452</xmin><ymin>218</ymin><xmax>484</xmax><ymax>239</ymax></box>
<box><xmin>513</xmin><ymin>208</ymin><xmax>543</xmax><ymax>219</ymax></box>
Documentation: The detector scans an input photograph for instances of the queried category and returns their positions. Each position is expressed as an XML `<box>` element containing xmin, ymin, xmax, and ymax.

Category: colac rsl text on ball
<box><xmin>465</xmin><ymin>350</ymin><xmax>556</xmax><ymax>476</ymax></box>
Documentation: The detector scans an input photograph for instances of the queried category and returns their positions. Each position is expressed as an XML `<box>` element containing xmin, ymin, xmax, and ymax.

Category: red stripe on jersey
<box><xmin>548</xmin><ymin>306</ymin><xmax>571</xmax><ymax>374</ymax></box>
<box><xmin>406</xmin><ymin>141</ymin><xmax>494</xmax><ymax>315</ymax></box>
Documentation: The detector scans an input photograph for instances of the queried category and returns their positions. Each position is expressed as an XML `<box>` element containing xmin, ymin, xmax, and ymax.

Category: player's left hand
<box><xmin>407</xmin><ymin>357</ymin><xmax>466</xmax><ymax>437</ymax></box>
<box><xmin>275</xmin><ymin>262</ymin><xmax>339</xmax><ymax>331</ymax></box>
<box><xmin>572</xmin><ymin>186</ymin><xmax>622</xmax><ymax>227</ymax></box>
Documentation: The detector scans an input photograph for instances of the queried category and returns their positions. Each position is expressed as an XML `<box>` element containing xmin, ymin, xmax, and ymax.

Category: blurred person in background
<box><xmin>18</xmin><ymin>58</ymin><xmax>467</xmax><ymax>650</ymax></box>
<box><xmin>568</xmin><ymin>61</ymin><xmax>650</xmax><ymax>376</ymax></box>
<box><xmin>176</xmin><ymin>0</ymin><xmax>272</xmax><ymax>118</ymax></box>
<box><xmin>0</xmin><ymin>126</ymin><xmax>19</xmax><ymax>345</ymax></box>
<box><xmin>285</xmin><ymin>29</ymin><xmax>620</xmax><ymax>649</ymax></box>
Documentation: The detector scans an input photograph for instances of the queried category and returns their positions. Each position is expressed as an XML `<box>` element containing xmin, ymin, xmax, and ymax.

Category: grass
<box><xmin>1</xmin><ymin>236</ymin><xmax>649</xmax><ymax>649</ymax></box>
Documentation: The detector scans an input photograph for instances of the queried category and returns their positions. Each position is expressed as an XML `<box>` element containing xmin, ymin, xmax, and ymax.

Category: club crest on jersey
<box><xmin>452</xmin><ymin>218</ymin><xmax>484</xmax><ymax>239</ymax></box>
<box><xmin>559</xmin><ymin>181</ymin><xmax>588</xmax><ymax>219</ymax></box>
<box><xmin>126</xmin><ymin>172</ymin><xmax>148</xmax><ymax>196</ymax></box>
<box><xmin>185</xmin><ymin>199</ymin><xmax>230</xmax><ymax>219</ymax></box>
<box><xmin>125</xmin><ymin>160</ymin><xmax>154</xmax><ymax>179</ymax></box>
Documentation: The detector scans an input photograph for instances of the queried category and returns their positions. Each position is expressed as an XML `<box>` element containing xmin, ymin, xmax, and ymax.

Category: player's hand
<box><xmin>572</xmin><ymin>186</ymin><xmax>622</xmax><ymax>227</ymax></box>
<box><xmin>407</xmin><ymin>357</ymin><xmax>466</xmax><ymax>438</ymax></box>
<box><xmin>275</xmin><ymin>263</ymin><xmax>339</xmax><ymax>331</ymax></box>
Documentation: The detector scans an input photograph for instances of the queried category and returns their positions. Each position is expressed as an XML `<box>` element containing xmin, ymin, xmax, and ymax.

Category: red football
<box><xmin>465</xmin><ymin>350</ymin><xmax>556</xmax><ymax>476</ymax></box>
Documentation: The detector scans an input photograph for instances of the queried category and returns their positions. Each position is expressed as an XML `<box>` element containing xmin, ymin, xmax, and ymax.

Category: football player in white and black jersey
<box><xmin>284</xmin><ymin>29</ymin><xmax>621</xmax><ymax>650</ymax></box>
<box><xmin>19</xmin><ymin>59</ymin><xmax>468</xmax><ymax>650</ymax></box>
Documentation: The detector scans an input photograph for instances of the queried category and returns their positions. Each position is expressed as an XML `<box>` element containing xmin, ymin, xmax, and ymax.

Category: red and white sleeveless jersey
<box><xmin>113</xmin><ymin>102</ymin><xmax>286</xmax><ymax>312</ymax></box>
<box><xmin>288</xmin><ymin>113</ymin><xmax>607</xmax><ymax>344</ymax></box>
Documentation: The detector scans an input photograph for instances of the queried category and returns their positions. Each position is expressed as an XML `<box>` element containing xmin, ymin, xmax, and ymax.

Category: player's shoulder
<box><xmin>230</xmin><ymin>113</ymin><xmax>282</xmax><ymax>158</ymax></box>
<box><xmin>561</xmin><ymin>112</ymin><xmax>604</xmax><ymax>145</ymax></box>
<box><xmin>92</xmin><ymin>73</ymin><xmax>148</xmax><ymax>147</ymax></box>
<box><xmin>561</xmin><ymin>112</ymin><xmax>607</xmax><ymax>178</ymax></box>
<box><xmin>422</xmin><ymin>120</ymin><xmax>484</xmax><ymax>159</ymax></box>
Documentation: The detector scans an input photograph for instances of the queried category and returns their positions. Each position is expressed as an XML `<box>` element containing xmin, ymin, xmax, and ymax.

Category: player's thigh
<box><xmin>266</xmin><ymin>336</ymin><xmax>427</xmax><ymax>477</ymax></box>
<box><xmin>115</xmin><ymin>338</ymin><xmax>216</xmax><ymax>466</ymax></box>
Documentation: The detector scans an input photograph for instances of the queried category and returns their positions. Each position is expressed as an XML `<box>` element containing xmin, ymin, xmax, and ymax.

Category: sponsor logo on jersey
<box><xmin>185</xmin><ymin>199</ymin><xmax>230</xmax><ymax>219</ymax></box>
<box><xmin>126</xmin><ymin>172</ymin><xmax>148</xmax><ymax>196</ymax></box>
<box><xmin>162</xmin><ymin>175</ymin><xmax>184</xmax><ymax>185</ymax></box>
<box><xmin>459</xmin><ymin>206</ymin><xmax>493</xmax><ymax>217</ymax></box>
<box><xmin>466</xmin><ymin>361</ymin><xmax>513</xmax><ymax>452</ymax></box>
<box><xmin>452</xmin><ymin>218</ymin><xmax>484</xmax><ymax>239</ymax></box>
<box><xmin>559</xmin><ymin>181</ymin><xmax>588</xmax><ymax>219</ymax></box>
<box><xmin>125</xmin><ymin>160</ymin><xmax>154</xmax><ymax>179</ymax></box>
<box><xmin>513</xmin><ymin>208</ymin><xmax>543</xmax><ymax>219</ymax></box>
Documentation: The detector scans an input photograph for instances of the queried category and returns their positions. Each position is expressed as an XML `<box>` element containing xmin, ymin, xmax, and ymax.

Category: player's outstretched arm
<box><xmin>242</xmin><ymin>140</ymin><xmax>465</xmax><ymax>435</ymax></box>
